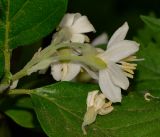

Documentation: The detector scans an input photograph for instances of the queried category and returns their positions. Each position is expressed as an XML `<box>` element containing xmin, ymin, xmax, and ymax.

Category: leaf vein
<box><xmin>9</xmin><ymin>6</ymin><xmax>61</xmax><ymax>41</ymax></box>
<box><xmin>10</xmin><ymin>0</ymin><xmax>30</xmax><ymax>21</ymax></box>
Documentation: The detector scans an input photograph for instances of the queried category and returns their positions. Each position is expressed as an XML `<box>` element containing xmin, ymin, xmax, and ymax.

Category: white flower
<box><xmin>82</xmin><ymin>90</ymin><xmax>113</xmax><ymax>134</ymax></box>
<box><xmin>92</xmin><ymin>33</ymin><xmax>108</xmax><ymax>46</ymax></box>
<box><xmin>86</xmin><ymin>90</ymin><xmax>113</xmax><ymax>114</ymax></box>
<box><xmin>51</xmin><ymin>62</ymin><xmax>81</xmax><ymax>81</ymax></box>
<box><xmin>51</xmin><ymin>62</ymin><xmax>98</xmax><ymax>81</ymax></box>
<box><xmin>97</xmin><ymin>22</ymin><xmax>140</xmax><ymax>103</ymax></box>
<box><xmin>56</xmin><ymin>13</ymin><xmax>96</xmax><ymax>43</ymax></box>
<box><xmin>50</xmin><ymin>13</ymin><xmax>96</xmax><ymax>80</ymax></box>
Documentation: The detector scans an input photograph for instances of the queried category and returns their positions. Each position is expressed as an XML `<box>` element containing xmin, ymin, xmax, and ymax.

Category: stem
<box><xmin>8</xmin><ymin>89</ymin><xmax>33</xmax><ymax>95</ymax></box>
<box><xmin>0</xmin><ymin>0</ymin><xmax>11</xmax><ymax>93</ymax></box>
<box><xmin>54</xmin><ymin>55</ymin><xmax>107</xmax><ymax>70</ymax></box>
<box><xmin>4</xmin><ymin>50</ymin><xmax>10</xmax><ymax>73</ymax></box>
<box><xmin>4</xmin><ymin>0</ymin><xmax>11</xmax><ymax>73</ymax></box>
<box><xmin>12</xmin><ymin>69</ymin><xmax>27</xmax><ymax>81</ymax></box>
<box><xmin>12</xmin><ymin>54</ymin><xmax>107</xmax><ymax>81</ymax></box>
<box><xmin>12</xmin><ymin>43</ymin><xmax>75</xmax><ymax>81</ymax></box>
<box><xmin>12</xmin><ymin>42</ymin><xmax>106</xmax><ymax>81</ymax></box>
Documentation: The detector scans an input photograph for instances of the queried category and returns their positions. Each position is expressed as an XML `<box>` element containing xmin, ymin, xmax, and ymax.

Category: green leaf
<box><xmin>134</xmin><ymin>23</ymin><xmax>160</xmax><ymax>94</ymax></box>
<box><xmin>1</xmin><ymin>95</ymin><xmax>39</xmax><ymax>128</ymax></box>
<box><xmin>31</xmin><ymin>82</ymin><xmax>160</xmax><ymax>137</ymax></box>
<box><xmin>0</xmin><ymin>0</ymin><xmax>67</xmax><ymax>49</ymax></box>
<box><xmin>141</xmin><ymin>15</ymin><xmax>160</xmax><ymax>32</ymax></box>
<box><xmin>0</xmin><ymin>51</ymin><xmax>4</xmax><ymax>79</ymax></box>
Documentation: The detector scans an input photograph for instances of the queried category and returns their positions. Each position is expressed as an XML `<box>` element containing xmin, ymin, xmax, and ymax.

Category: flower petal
<box><xmin>108</xmin><ymin>63</ymin><xmax>129</xmax><ymax>90</ymax></box>
<box><xmin>92</xmin><ymin>33</ymin><xmax>108</xmax><ymax>46</ymax></box>
<box><xmin>82</xmin><ymin>65</ymin><xmax>99</xmax><ymax>80</ymax></box>
<box><xmin>100</xmin><ymin>40</ymin><xmax>139</xmax><ymax>62</ymax></box>
<box><xmin>72</xmin><ymin>13</ymin><xmax>82</xmax><ymax>24</ymax></box>
<box><xmin>107</xmin><ymin>22</ymin><xmax>129</xmax><ymax>48</ymax></box>
<box><xmin>59</xmin><ymin>13</ymin><xmax>76</xmax><ymax>27</ymax></box>
<box><xmin>71</xmin><ymin>16</ymin><xmax>96</xmax><ymax>34</ymax></box>
<box><xmin>62</xmin><ymin>63</ymin><xmax>81</xmax><ymax>81</ymax></box>
<box><xmin>51</xmin><ymin>63</ymin><xmax>62</xmax><ymax>81</ymax></box>
<box><xmin>99</xmin><ymin>69</ymin><xmax>122</xmax><ymax>102</ymax></box>
<box><xmin>87</xmin><ymin>90</ymin><xmax>99</xmax><ymax>108</ymax></box>
<box><xmin>98</xmin><ymin>106</ymin><xmax>114</xmax><ymax>115</ymax></box>
<box><xmin>71</xmin><ymin>34</ymin><xmax>86</xmax><ymax>43</ymax></box>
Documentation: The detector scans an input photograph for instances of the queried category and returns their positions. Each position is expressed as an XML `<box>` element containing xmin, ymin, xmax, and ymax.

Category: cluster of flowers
<box><xmin>12</xmin><ymin>13</ymin><xmax>140</xmax><ymax>133</ymax></box>
<box><xmin>40</xmin><ymin>13</ymin><xmax>139</xmax><ymax>102</ymax></box>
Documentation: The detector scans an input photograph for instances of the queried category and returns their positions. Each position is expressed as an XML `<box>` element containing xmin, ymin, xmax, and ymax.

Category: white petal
<box><xmin>101</xmin><ymin>40</ymin><xmax>139</xmax><ymax>62</ymax></box>
<box><xmin>94</xmin><ymin>94</ymin><xmax>106</xmax><ymax>111</ymax></box>
<box><xmin>81</xmin><ymin>65</ymin><xmax>98</xmax><ymax>80</ymax></box>
<box><xmin>71</xmin><ymin>34</ymin><xmax>86</xmax><ymax>43</ymax></box>
<box><xmin>108</xmin><ymin>22</ymin><xmax>129</xmax><ymax>48</ymax></box>
<box><xmin>72</xmin><ymin>13</ymin><xmax>82</xmax><ymax>24</ymax></box>
<box><xmin>98</xmin><ymin>106</ymin><xmax>114</xmax><ymax>115</ymax></box>
<box><xmin>62</xmin><ymin>63</ymin><xmax>81</xmax><ymax>81</ymax></box>
<box><xmin>51</xmin><ymin>63</ymin><xmax>62</xmax><ymax>81</ymax></box>
<box><xmin>87</xmin><ymin>90</ymin><xmax>99</xmax><ymax>108</ymax></box>
<box><xmin>59</xmin><ymin>13</ymin><xmax>75</xmax><ymax>27</ymax></box>
<box><xmin>92</xmin><ymin>33</ymin><xmax>108</xmax><ymax>46</ymax></box>
<box><xmin>99</xmin><ymin>69</ymin><xmax>122</xmax><ymax>102</ymax></box>
<box><xmin>108</xmin><ymin>63</ymin><xmax>129</xmax><ymax>90</ymax></box>
<box><xmin>71</xmin><ymin>16</ymin><xmax>96</xmax><ymax>34</ymax></box>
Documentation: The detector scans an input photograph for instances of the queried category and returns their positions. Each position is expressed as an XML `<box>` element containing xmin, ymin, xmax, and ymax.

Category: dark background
<box><xmin>68</xmin><ymin>0</ymin><xmax>160</xmax><ymax>37</ymax></box>
<box><xmin>4</xmin><ymin>0</ymin><xmax>160</xmax><ymax>136</ymax></box>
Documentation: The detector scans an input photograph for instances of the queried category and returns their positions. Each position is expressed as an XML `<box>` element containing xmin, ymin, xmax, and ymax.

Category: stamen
<box><xmin>123</xmin><ymin>56</ymin><xmax>137</xmax><ymax>61</ymax></box>
<box><xmin>62</xmin><ymin>63</ymin><xmax>68</xmax><ymax>79</ymax></box>
<box><xmin>119</xmin><ymin>60</ymin><xmax>137</xmax><ymax>78</ymax></box>
<box><xmin>120</xmin><ymin>61</ymin><xmax>137</xmax><ymax>67</ymax></box>
<box><xmin>123</xmin><ymin>56</ymin><xmax>144</xmax><ymax>62</ymax></box>
<box><xmin>144</xmin><ymin>92</ymin><xmax>160</xmax><ymax>101</ymax></box>
<box><xmin>121</xmin><ymin>65</ymin><xmax>136</xmax><ymax>70</ymax></box>
<box><xmin>123</xmin><ymin>72</ymin><xmax>134</xmax><ymax>78</ymax></box>
<box><xmin>133</xmin><ymin>58</ymin><xmax>145</xmax><ymax>61</ymax></box>
<box><xmin>102</xmin><ymin>101</ymin><xmax>112</xmax><ymax>108</ymax></box>
<box><xmin>122</xmin><ymin>68</ymin><xmax>134</xmax><ymax>74</ymax></box>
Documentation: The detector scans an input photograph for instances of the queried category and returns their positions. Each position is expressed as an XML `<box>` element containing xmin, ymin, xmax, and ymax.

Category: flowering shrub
<box><xmin>0</xmin><ymin>0</ymin><xmax>160</xmax><ymax>137</ymax></box>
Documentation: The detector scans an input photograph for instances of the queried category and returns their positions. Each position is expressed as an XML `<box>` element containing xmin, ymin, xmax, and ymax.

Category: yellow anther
<box><xmin>120</xmin><ymin>61</ymin><xmax>137</xmax><ymax>67</ymax></box>
<box><xmin>121</xmin><ymin>65</ymin><xmax>136</xmax><ymax>70</ymax></box>
<box><xmin>122</xmin><ymin>68</ymin><xmax>134</xmax><ymax>74</ymax></box>
<box><xmin>123</xmin><ymin>72</ymin><xmax>134</xmax><ymax>79</ymax></box>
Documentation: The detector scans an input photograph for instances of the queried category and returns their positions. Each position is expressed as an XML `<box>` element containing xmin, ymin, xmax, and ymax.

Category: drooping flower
<box><xmin>51</xmin><ymin>62</ymin><xmax>81</xmax><ymax>81</ymax></box>
<box><xmin>51</xmin><ymin>61</ymin><xmax>99</xmax><ymax>81</ymax></box>
<box><xmin>82</xmin><ymin>90</ymin><xmax>113</xmax><ymax>134</ymax></box>
<box><xmin>97</xmin><ymin>22</ymin><xmax>140</xmax><ymax>103</ymax></box>
<box><xmin>53</xmin><ymin>13</ymin><xmax>96</xmax><ymax>43</ymax></box>
<box><xmin>50</xmin><ymin>13</ymin><xmax>96</xmax><ymax>81</ymax></box>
